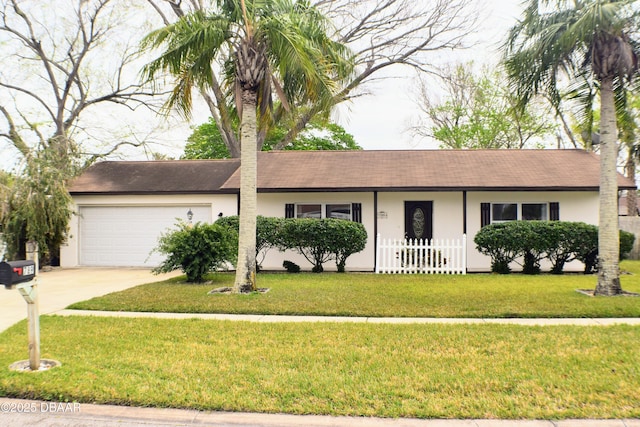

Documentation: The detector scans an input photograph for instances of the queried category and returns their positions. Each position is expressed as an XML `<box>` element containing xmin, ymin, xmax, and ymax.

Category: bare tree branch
<box><xmin>0</xmin><ymin>0</ymin><xmax>169</xmax><ymax>166</ymax></box>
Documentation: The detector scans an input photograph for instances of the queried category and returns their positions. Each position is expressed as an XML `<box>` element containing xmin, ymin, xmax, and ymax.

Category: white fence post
<box><xmin>376</xmin><ymin>234</ymin><xmax>467</xmax><ymax>275</ymax></box>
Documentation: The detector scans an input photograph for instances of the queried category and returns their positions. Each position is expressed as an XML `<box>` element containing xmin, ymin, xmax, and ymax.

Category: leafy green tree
<box><xmin>1</xmin><ymin>1</ymin><xmax>163</xmax><ymax>265</ymax></box>
<box><xmin>1</xmin><ymin>149</ymin><xmax>74</xmax><ymax>265</ymax></box>
<box><xmin>503</xmin><ymin>0</ymin><xmax>639</xmax><ymax>296</ymax></box>
<box><xmin>413</xmin><ymin>64</ymin><xmax>555</xmax><ymax>149</ymax></box>
<box><xmin>145</xmin><ymin>0</ymin><xmax>479</xmax><ymax>156</ymax></box>
<box><xmin>183</xmin><ymin>117</ymin><xmax>360</xmax><ymax>159</ymax></box>
<box><xmin>142</xmin><ymin>0</ymin><xmax>352</xmax><ymax>293</ymax></box>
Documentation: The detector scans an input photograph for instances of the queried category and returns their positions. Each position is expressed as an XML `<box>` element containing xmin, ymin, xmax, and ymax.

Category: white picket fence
<box><xmin>376</xmin><ymin>234</ymin><xmax>467</xmax><ymax>274</ymax></box>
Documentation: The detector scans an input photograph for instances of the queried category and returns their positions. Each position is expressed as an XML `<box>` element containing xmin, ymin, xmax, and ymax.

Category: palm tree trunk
<box><xmin>595</xmin><ymin>78</ymin><xmax>622</xmax><ymax>296</ymax></box>
<box><xmin>233</xmin><ymin>88</ymin><xmax>258</xmax><ymax>293</ymax></box>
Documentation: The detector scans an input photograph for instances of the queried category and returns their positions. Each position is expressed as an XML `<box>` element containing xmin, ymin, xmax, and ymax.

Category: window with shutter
<box><xmin>481</xmin><ymin>203</ymin><xmax>491</xmax><ymax>227</ymax></box>
<box><xmin>284</xmin><ymin>203</ymin><xmax>362</xmax><ymax>222</ymax></box>
<box><xmin>285</xmin><ymin>204</ymin><xmax>295</xmax><ymax>218</ymax></box>
<box><xmin>550</xmin><ymin>202</ymin><xmax>560</xmax><ymax>221</ymax></box>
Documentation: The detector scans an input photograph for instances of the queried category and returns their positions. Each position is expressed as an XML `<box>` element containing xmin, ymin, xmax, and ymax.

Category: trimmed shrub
<box><xmin>475</xmin><ymin>221</ymin><xmax>635</xmax><ymax>274</ymax></box>
<box><xmin>152</xmin><ymin>221</ymin><xmax>237</xmax><ymax>283</ymax></box>
<box><xmin>568</xmin><ymin>222</ymin><xmax>599</xmax><ymax>274</ymax></box>
<box><xmin>516</xmin><ymin>221</ymin><xmax>554</xmax><ymax>275</ymax></box>
<box><xmin>279</xmin><ymin>218</ymin><xmax>333</xmax><ymax>272</ymax></box>
<box><xmin>325</xmin><ymin>220</ymin><xmax>367</xmax><ymax>272</ymax></box>
<box><xmin>279</xmin><ymin>218</ymin><xmax>368</xmax><ymax>272</ymax></box>
<box><xmin>545</xmin><ymin>221</ymin><xmax>580</xmax><ymax>274</ymax></box>
<box><xmin>216</xmin><ymin>215</ymin><xmax>285</xmax><ymax>270</ymax></box>
<box><xmin>620</xmin><ymin>230</ymin><xmax>635</xmax><ymax>260</ymax></box>
<box><xmin>473</xmin><ymin>223</ymin><xmax>521</xmax><ymax>273</ymax></box>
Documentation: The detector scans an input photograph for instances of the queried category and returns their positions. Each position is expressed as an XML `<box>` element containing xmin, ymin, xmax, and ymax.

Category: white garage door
<box><xmin>79</xmin><ymin>206</ymin><xmax>212</xmax><ymax>267</ymax></box>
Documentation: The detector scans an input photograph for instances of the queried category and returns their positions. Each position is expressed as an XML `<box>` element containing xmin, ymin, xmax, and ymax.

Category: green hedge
<box><xmin>278</xmin><ymin>218</ymin><xmax>367</xmax><ymax>272</ymax></box>
<box><xmin>216</xmin><ymin>216</ymin><xmax>284</xmax><ymax>270</ymax></box>
<box><xmin>216</xmin><ymin>216</ymin><xmax>367</xmax><ymax>273</ymax></box>
<box><xmin>474</xmin><ymin>221</ymin><xmax>635</xmax><ymax>274</ymax></box>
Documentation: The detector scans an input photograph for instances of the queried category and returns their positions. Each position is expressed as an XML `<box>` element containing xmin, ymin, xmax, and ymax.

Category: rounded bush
<box><xmin>474</xmin><ymin>220</ymin><xmax>635</xmax><ymax>274</ymax></box>
<box><xmin>279</xmin><ymin>218</ymin><xmax>367</xmax><ymax>272</ymax></box>
<box><xmin>152</xmin><ymin>221</ymin><xmax>237</xmax><ymax>283</ymax></box>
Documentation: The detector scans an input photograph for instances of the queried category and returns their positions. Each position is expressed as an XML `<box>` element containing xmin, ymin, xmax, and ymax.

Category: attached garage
<box><xmin>78</xmin><ymin>205</ymin><xmax>212</xmax><ymax>267</ymax></box>
<box><xmin>62</xmin><ymin>160</ymin><xmax>240</xmax><ymax>268</ymax></box>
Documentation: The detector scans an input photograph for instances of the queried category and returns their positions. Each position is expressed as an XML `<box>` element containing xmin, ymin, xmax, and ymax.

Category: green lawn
<box><xmin>2</xmin><ymin>262</ymin><xmax>639</xmax><ymax>419</ymax></box>
<box><xmin>68</xmin><ymin>260</ymin><xmax>640</xmax><ymax>318</ymax></box>
<box><xmin>0</xmin><ymin>317</ymin><xmax>639</xmax><ymax>419</ymax></box>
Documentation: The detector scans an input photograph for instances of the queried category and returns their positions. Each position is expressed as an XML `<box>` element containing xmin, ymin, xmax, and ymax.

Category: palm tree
<box><xmin>503</xmin><ymin>0</ymin><xmax>638</xmax><ymax>296</ymax></box>
<box><xmin>142</xmin><ymin>0</ymin><xmax>352</xmax><ymax>293</ymax></box>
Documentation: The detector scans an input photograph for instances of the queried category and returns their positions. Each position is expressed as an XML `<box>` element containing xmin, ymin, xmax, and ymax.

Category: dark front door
<box><xmin>404</xmin><ymin>201</ymin><xmax>433</xmax><ymax>241</ymax></box>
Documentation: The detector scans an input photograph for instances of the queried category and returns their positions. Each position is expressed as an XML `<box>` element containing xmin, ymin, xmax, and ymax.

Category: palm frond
<box><xmin>141</xmin><ymin>11</ymin><xmax>231</xmax><ymax>117</ymax></box>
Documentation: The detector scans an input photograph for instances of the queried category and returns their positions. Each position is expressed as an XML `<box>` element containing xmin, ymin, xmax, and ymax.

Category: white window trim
<box><xmin>295</xmin><ymin>203</ymin><xmax>353</xmax><ymax>220</ymax></box>
<box><xmin>490</xmin><ymin>202</ymin><xmax>549</xmax><ymax>223</ymax></box>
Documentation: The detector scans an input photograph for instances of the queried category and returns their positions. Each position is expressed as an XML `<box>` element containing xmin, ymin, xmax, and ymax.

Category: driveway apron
<box><xmin>0</xmin><ymin>268</ymin><xmax>179</xmax><ymax>333</ymax></box>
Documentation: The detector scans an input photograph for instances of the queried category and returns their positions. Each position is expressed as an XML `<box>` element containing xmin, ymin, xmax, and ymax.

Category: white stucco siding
<box><xmin>63</xmin><ymin>189</ymin><xmax>602</xmax><ymax>273</ymax></box>
<box><xmin>257</xmin><ymin>193</ymin><xmax>375</xmax><ymax>271</ymax></box>
<box><xmin>61</xmin><ymin>194</ymin><xmax>238</xmax><ymax>267</ymax></box>
<box><xmin>376</xmin><ymin>192</ymin><xmax>464</xmax><ymax>240</ymax></box>
<box><xmin>466</xmin><ymin>191</ymin><xmax>599</xmax><ymax>272</ymax></box>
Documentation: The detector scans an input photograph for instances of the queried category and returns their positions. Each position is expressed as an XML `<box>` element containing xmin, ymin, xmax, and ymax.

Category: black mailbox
<box><xmin>0</xmin><ymin>260</ymin><xmax>36</xmax><ymax>288</ymax></box>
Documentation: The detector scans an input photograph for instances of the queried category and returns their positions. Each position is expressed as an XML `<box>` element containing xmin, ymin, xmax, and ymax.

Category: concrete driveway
<box><xmin>0</xmin><ymin>268</ymin><xmax>180</xmax><ymax>333</ymax></box>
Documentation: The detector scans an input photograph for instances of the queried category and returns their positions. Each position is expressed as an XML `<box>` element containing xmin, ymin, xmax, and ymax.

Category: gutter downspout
<box><xmin>373</xmin><ymin>191</ymin><xmax>378</xmax><ymax>273</ymax></box>
<box><xmin>463</xmin><ymin>190</ymin><xmax>467</xmax><ymax>274</ymax></box>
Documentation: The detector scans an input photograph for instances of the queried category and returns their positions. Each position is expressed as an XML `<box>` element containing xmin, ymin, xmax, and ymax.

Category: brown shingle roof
<box><xmin>221</xmin><ymin>149</ymin><xmax>636</xmax><ymax>192</ymax></box>
<box><xmin>69</xmin><ymin>159</ymin><xmax>239</xmax><ymax>194</ymax></box>
<box><xmin>68</xmin><ymin>149</ymin><xmax>637</xmax><ymax>195</ymax></box>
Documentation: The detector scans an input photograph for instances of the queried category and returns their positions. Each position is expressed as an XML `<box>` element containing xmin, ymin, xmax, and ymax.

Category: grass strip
<box><xmin>0</xmin><ymin>317</ymin><xmax>639</xmax><ymax>419</ymax></box>
<box><xmin>69</xmin><ymin>261</ymin><xmax>640</xmax><ymax>318</ymax></box>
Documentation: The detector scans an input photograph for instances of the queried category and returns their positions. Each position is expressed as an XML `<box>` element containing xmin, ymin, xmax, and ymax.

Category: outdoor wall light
<box><xmin>187</xmin><ymin>209</ymin><xmax>193</xmax><ymax>222</ymax></box>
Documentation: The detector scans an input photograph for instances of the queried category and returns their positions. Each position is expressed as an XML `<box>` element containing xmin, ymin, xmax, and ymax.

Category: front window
<box><xmin>296</xmin><ymin>204</ymin><xmax>322</xmax><ymax>218</ymax></box>
<box><xmin>522</xmin><ymin>203</ymin><xmax>548</xmax><ymax>220</ymax></box>
<box><xmin>326</xmin><ymin>204</ymin><xmax>351</xmax><ymax>220</ymax></box>
<box><xmin>491</xmin><ymin>203</ymin><xmax>548</xmax><ymax>222</ymax></box>
<box><xmin>296</xmin><ymin>203</ymin><xmax>351</xmax><ymax>220</ymax></box>
<box><xmin>492</xmin><ymin>203</ymin><xmax>517</xmax><ymax>222</ymax></box>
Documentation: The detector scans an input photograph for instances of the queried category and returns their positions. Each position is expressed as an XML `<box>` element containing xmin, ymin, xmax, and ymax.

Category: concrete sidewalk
<box><xmin>52</xmin><ymin>309</ymin><xmax>640</xmax><ymax>326</ymax></box>
<box><xmin>0</xmin><ymin>398</ymin><xmax>638</xmax><ymax>427</ymax></box>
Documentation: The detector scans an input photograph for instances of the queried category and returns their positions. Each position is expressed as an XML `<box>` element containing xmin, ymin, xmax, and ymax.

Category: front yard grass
<box><xmin>68</xmin><ymin>260</ymin><xmax>640</xmax><ymax>318</ymax></box>
<box><xmin>0</xmin><ymin>316</ymin><xmax>639</xmax><ymax>419</ymax></box>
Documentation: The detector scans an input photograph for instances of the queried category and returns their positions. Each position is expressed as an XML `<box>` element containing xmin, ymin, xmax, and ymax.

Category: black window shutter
<box><xmin>285</xmin><ymin>204</ymin><xmax>295</xmax><ymax>218</ymax></box>
<box><xmin>550</xmin><ymin>202</ymin><xmax>560</xmax><ymax>221</ymax></box>
<box><xmin>352</xmin><ymin>203</ymin><xmax>362</xmax><ymax>223</ymax></box>
<box><xmin>481</xmin><ymin>203</ymin><xmax>491</xmax><ymax>227</ymax></box>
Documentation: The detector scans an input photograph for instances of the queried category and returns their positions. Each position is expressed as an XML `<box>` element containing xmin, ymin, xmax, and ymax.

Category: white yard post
<box><xmin>17</xmin><ymin>279</ymin><xmax>40</xmax><ymax>370</ymax></box>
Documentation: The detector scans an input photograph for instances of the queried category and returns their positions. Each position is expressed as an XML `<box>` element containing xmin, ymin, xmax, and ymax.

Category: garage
<box><xmin>79</xmin><ymin>205</ymin><xmax>212</xmax><ymax>267</ymax></box>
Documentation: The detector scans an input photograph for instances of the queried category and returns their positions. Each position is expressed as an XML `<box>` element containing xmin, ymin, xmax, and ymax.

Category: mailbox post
<box><xmin>1</xmin><ymin>260</ymin><xmax>40</xmax><ymax>371</ymax></box>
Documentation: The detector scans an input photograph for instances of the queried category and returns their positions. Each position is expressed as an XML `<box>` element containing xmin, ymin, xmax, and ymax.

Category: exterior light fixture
<box><xmin>187</xmin><ymin>209</ymin><xmax>193</xmax><ymax>222</ymax></box>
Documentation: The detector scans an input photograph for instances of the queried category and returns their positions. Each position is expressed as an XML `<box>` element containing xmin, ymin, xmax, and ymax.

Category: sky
<box><xmin>328</xmin><ymin>0</ymin><xmax>525</xmax><ymax>152</ymax></box>
<box><xmin>0</xmin><ymin>0</ymin><xmax>526</xmax><ymax>166</ymax></box>
<box><xmin>143</xmin><ymin>0</ymin><xmax>526</xmax><ymax>158</ymax></box>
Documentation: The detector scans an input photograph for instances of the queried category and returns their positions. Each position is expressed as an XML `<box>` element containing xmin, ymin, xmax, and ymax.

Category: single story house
<box><xmin>62</xmin><ymin>149</ymin><xmax>636</xmax><ymax>272</ymax></box>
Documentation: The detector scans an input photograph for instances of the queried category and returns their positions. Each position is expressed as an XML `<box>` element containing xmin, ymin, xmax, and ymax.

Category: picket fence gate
<box><xmin>375</xmin><ymin>234</ymin><xmax>467</xmax><ymax>274</ymax></box>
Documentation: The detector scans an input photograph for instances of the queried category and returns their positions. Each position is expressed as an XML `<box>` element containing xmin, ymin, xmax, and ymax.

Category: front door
<box><xmin>404</xmin><ymin>201</ymin><xmax>433</xmax><ymax>241</ymax></box>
